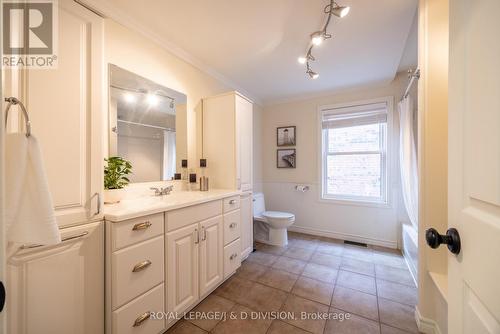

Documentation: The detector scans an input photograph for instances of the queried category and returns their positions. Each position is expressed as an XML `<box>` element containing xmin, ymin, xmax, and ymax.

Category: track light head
<box><xmin>311</xmin><ymin>32</ymin><xmax>324</xmax><ymax>46</ymax></box>
<box><xmin>147</xmin><ymin>94</ymin><xmax>159</xmax><ymax>106</ymax></box>
<box><xmin>332</xmin><ymin>5</ymin><xmax>350</xmax><ymax>18</ymax></box>
<box><xmin>298</xmin><ymin>56</ymin><xmax>307</xmax><ymax>64</ymax></box>
<box><xmin>307</xmin><ymin>70</ymin><xmax>319</xmax><ymax>79</ymax></box>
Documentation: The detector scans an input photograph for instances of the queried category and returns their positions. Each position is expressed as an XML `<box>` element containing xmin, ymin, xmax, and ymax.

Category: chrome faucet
<box><xmin>150</xmin><ymin>185</ymin><xmax>174</xmax><ymax>196</ymax></box>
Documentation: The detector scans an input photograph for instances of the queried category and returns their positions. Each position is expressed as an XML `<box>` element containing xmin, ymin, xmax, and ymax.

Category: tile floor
<box><xmin>167</xmin><ymin>232</ymin><xmax>420</xmax><ymax>334</ymax></box>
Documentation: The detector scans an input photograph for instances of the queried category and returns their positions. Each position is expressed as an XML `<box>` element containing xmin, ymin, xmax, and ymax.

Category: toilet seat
<box><xmin>262</xmin><ymin>211</ymin><xmax>294</xmax><ymax>220</ymax></box>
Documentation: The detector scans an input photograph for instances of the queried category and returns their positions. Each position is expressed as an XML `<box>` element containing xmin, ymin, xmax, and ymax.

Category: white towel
<box><xmin>5</xmin><ymin>133</ymin><xmax>61</xmax><ymax>245</ymax></box>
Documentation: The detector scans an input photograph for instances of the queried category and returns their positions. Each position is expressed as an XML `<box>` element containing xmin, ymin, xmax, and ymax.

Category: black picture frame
<box><xmin>277</xmin><ymin>149</ymin><xmax>296</xmax><ymax>168</ymax></box>
<box><xmin>276</xmin><ymin>126</ymin><xmax>296</xmax><ymax>147</ymax></box>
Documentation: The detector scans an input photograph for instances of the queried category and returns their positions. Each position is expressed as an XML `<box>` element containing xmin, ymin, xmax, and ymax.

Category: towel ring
<box><xmin>4</xmin><ymin>97</ymin><xmax>31</xmax><ymax>137</ymax></box>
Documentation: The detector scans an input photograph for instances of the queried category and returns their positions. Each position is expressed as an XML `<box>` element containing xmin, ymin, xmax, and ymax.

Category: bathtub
<box><xmin>402</xmin><ymin>223</ymin><xmax>418</xmax><ymax>287</ymax></box>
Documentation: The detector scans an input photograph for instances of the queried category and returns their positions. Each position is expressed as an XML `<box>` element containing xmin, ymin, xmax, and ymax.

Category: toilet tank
<box><xmin>253</xmin><ymin>192</ymin><xmax>266</xmax><ymax>216</ymax></box>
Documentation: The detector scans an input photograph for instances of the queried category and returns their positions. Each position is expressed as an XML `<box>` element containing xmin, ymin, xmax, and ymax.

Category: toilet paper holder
<box><xmin>295</xmin><ymin>185</ymin><xmax>310</xmax><ymax>192</ymax></box>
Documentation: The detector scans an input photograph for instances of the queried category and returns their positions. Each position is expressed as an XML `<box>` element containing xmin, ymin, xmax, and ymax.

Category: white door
<box><xmin>7</xmin><ymin>222</ymin><xmax>104</xmax><ymax>334</ymax></box>
<box><xmin>25</xmin><ymin>0</ymin><xmax>104</xmax><ymax>227</ymax></box>
<box><xmin>448</xmin><ymin>0</ymin><xmax>500</xmax><ymax>332</ymax></box>
<box><xmin>0</xmin><ymin>76</ymin><xmax>6</xmax><ymax>333</ymax></box>
<box><xmin>236</xmin><ymin>94</ymin><xmax>253</xmax><ymax>191</ymax></box>
<box><xmin>199</xmin><ymin>216</ymin><xmax>223</xmax><ymax>296</ymax></box>
<box><xmin>240</xmin><ymin>192</ymin><xmax>253</xmax><ymax>259</ymax></box>
<box><xmin>166</xmin><ymin>223</ymin><xmax>199</xmax><ymax>315</ymax></box>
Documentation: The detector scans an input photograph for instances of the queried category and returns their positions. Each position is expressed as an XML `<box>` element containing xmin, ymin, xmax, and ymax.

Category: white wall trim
<box><xmin>415</xmin><ymin>306</ymin><xmax>443</xmax><ymax>334</ymax></box>
<box><xmin>75</xmin><ymin>0</ymin><xmax>261</xmax><ymax>106</ymax></box>
<box><xmin>288</xmin><ymin>225</ymin><xmax>398</xmax><ymax>249</ymax></box>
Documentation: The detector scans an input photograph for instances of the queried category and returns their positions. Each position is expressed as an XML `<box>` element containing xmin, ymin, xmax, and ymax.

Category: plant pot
<box><xmin>104</xmin><ymin>188</ymin><xmax>124</xmax><ymax>204</ymax></box>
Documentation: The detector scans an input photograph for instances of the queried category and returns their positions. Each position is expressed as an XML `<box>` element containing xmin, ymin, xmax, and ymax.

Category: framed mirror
<box><xmin>108</xmin><ymin>64</ymin><xmax>187</xmax><ymax>183</ymax></box>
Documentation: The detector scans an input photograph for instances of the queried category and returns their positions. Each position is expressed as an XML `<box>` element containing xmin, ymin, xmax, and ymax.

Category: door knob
<box><xmin>425</xmin><ymin>228</ymin><xmax>461</xmax><ymax>255</ymax></box>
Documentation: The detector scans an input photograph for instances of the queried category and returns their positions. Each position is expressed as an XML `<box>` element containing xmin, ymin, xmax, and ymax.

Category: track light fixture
<box><xmin>298</xmin><ymin>0</ymin><xmax>350</xmax><ymax>79</ymax></box>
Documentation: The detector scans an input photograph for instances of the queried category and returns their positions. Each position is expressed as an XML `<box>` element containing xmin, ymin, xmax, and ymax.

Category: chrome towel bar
<box><xmin>4</xmin><ymin>97</ymin><xmax>31</xmax><ymax>137</ymax></box>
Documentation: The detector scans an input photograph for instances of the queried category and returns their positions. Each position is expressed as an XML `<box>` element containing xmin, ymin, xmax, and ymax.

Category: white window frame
<box><xmin>317</xmin><ymin>97</ymin><xmax>394</xmax><ymax>208</ymax></box>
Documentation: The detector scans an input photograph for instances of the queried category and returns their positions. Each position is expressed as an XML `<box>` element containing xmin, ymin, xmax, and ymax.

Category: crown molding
<box><xmin>76</xmin><ymin>0</ymin><xmax>262</xmax><ymax>106</ymax></box>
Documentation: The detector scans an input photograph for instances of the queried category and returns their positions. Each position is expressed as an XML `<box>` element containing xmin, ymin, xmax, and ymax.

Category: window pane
<box><xmin>326</xmin><ymin>154</ymin><xmax>381</xmax><ymax>198</ymax></box>
<box><xmin>328</xmin><ymin>123</ymin><xmax>383</xmax><ymax>153</ymax></box>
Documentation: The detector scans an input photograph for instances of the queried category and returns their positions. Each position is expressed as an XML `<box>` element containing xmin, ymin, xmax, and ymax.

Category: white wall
<box><xmin>260</xmin><ymin>74</ymin><xmax>408</xmax><ymax>248</ymax></box>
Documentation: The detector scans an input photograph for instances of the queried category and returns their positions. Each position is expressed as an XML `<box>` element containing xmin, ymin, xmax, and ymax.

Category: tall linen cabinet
<box><xmin>5</xmin><ymin>0</ymin><xmax>105</xmax><ymax>333</ymax></box>
<box><xmin>202</xmin><ymin>92</ymin><xmax>254</xmax><ymax>259</ymax></box>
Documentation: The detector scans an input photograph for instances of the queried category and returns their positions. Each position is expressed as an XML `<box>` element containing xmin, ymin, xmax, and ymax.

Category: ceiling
<box><xmin>91</xmin><ymin>0</ymin><xmax>418</xmax><ymax>105</ymax></box>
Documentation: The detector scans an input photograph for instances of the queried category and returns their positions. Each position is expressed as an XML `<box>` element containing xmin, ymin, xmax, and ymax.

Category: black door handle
<box><xmin>0</xmin><ymin>281</ymin><xmax>5</xmax><ymax>312</ymax></box>
<box><xmin>425</xmin><ymin>228</ymin><xmax>461</xmax><ymax>255</ymax></box>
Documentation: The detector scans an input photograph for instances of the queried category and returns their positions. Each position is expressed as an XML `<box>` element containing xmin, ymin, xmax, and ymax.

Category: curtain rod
<box><xmin>402</xmin><ymin>68</ymin><xmax>420</xmax><ymax>100</ymax></box>
<box><xmin>117</xmin><ymin>119</ymin><xmax>175</xmax><ymax>132</ymax></box>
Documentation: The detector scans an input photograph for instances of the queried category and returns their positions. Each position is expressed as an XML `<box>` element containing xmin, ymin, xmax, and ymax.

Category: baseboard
<box><xmin>415</xmin><ymin>307</ymin><xmax>443</xmax><ymax>334</ymax></box>
<box><xmin>288</xmin><ymin>225</ymin><xmax>398</xmax><ymax>249</ymax></box>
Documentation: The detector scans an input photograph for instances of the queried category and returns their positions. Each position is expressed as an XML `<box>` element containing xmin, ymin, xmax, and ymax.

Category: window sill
<box><xmin>318</xmin><ymin>196</ymin><xmax>392</xmax><ymax>209</ymax></box>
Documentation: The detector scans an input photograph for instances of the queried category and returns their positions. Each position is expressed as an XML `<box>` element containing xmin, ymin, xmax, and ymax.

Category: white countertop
<box><xmin>104</xmin><ymin>189</ymin><xmax>241</xmax><ymax>222</ymax></box>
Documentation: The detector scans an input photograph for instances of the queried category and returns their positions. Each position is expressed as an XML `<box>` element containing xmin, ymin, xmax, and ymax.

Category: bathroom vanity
<box><xmin>104</xmin><ymin>189</ymin><xmax>248</xmax><ymax>334</ymax></box>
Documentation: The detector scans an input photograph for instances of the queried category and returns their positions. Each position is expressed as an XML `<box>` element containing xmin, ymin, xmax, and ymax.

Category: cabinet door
<box><xmin>236</xmin><ymin>95</ymin><xmax>253</xmax><ymax>191</ymax></box>
<box><xmin>166</xmin><ymin>223</ymin><xmax>199</xmax><ymax>315</ymax></box>
<box><xmin>240</xmin><ymin>193</ymin><xmax>253</xmax><ymax>259</ymax></box>
<box><xmin>7</xmin><ymin>222</ymin><xmax>104</xmax><ymax>334</ymax></box>
<box><xmin>199</xmin><ymin>216</ymin><xmax>223</xmax><ymax>296</ymax></box>
<box><xmin>25</xmin><ymin>0</ymin><xmax>104</xmax><ymax>227</ymax></box>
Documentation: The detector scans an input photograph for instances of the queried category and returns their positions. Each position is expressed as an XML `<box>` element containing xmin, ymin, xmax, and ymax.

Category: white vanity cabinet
<box><xmin>7</xmin><ymin>222</ymin><xmax>104</xmax><ymax>334</ymax></box>
<box><xmin>202</xmin><ymin>92</ymin><xmax>253</xmax><ymax>191</ymax></box>
<box><xmin>105</xmin><ymin>193</ymin><xmax>243</xmax><ymax>334</ymax></box>
<box><xmin>240</xmin><ymin>192</ymin><xmax>254</xmax><ymax>259</ymax></box>
<box><xmin>23</xmin><ymin>0</ymin><xmax>105</xmax><ymax>227</ymax></box>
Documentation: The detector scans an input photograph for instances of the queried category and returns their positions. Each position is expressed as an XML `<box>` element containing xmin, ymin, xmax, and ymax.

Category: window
<box><xmin>320</xmin><ymin>101</ymin><xmax>389</xmax><ymax>204</ymax></box>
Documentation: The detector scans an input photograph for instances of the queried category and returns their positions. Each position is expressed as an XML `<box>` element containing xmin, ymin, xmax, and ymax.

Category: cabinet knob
<box><xmin>230</xmin><ymin>253</ymin><xmax>238</xmax><ymax>260</ymax></box>
<box><xmin>229</xmin><ymin>199</ymin><xmax>237</xmax><ymax>205</ymax></box>
<box><xmin>425</xmin><ymin>228</ymin><xmax>461</xmax><ymax>255</ymax></box>
<box><xmin>229</xmin><ymin>223</ymin><xmax>237</xmax><ymax>228</ymax></box>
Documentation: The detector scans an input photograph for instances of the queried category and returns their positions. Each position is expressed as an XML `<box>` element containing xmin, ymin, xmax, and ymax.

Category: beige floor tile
<box><xmin>341</xmin><ymin>257</ymin><xmax>376</xmax><ymax>276</ymax></box>
<box><xmin>378</xmin><ymin>298</ymin><xmax>419</xmax><ymax>333</ymax></box>
<box><xmin>325</xmin><ymin>309</ymin><xmax>380</xmax><ymax>334</ymax></box>
<box><xmin>337</xmin><ymin>270</ymin><xmax>377</xmax><ymax>295</ymax></box>
<box><xmin>246</xmin><ymin>251</ymin><xmax>279</xmax><ymax>266</ymax></box>
<box><xmin>283</xmin><ymin>247</ymin><xmax>314</xmax><ymax>261</ymax></box>
<box><xmin>267</xmin><ymin>320</ymin><xmax>311</xmax><ymax>334</ymax></box>
<box><xmin>288</xmin><ymin>238</ymin><xmax>319</xmax><ymax>251</ymax></box>
<box><xmin>331</xmin><ymin>286</ymin><xmax>379</xmax><ymax>320</ymax></box>
<box><xmin>235</xmin><ymin>260</ymin><xmax>268</xmax><ymax>281</ymax></box>
<box><xmin>372</xmin><ymin>252</ymin><xmax>406</xmax><ymax>269</ymax></box>
<box><xmin>185</xmin><ymin>295</ymin><xmax>234</xmax><ymax>331</ymax></box>
<box><xmin>376</xmin><ymin>280</ymin><xmax>418</xmax><ymax>306</ymax></box>
<box><xmin>272</xmin><ymin>256</ymin><xmax>307</xmax><ymax>274</ymax></box>
<box><xmin>316</xmin><ymin>241</ymin><xmax>344</xmax><ymax>256</ymax></box>
<box><xmin>310</xmin><ymin>252</ymin><xmax>342</xmax><ymax>268</ymax></box>
<box><xmin>256</xmin><ymin>268</ymin><xmax>298</xmax><ymax>292</ymax></box>
<box><xmin>302</xmin><ymin>262</ymin><xmax>338</xmax><ymax>284</ymax></box>
<box><xmin>281</xmin><ymin>294</ymin><xmax>329</xmax><ymax>334</ymax></box>
<box><xmin>381</xmin><ymin>324</ymin><xmax>416</xmax><ymax>334</ymax></box>
<box><xmin>375</xmin><ymin>264</ymin><xmax>415</xmax><ymax>287</ymax></box>
<box><xmin>239</xmin><ymin>282</ymin><xmax>288</xmax><ymax>312</ymax></box>
<box><xmin>342</xmin><ymin>245</ymin><xmax>374</xmax><ymax>261</ymax></box>
<box><xmin>214</xmin><ymin>276</ymin><xmax>253</xmax><ymax>303</ymax></box>
<box><xmin>167</xmin><ymin>320</ymin><xmax>207</xmax><ymax>334</ymax></box>
<box><xmin>291</xmin><ymin>276</ymin><xmax>334</xmax><ymax>305</ymax></box>
<box><xmin>212</xmin><ymin>304</ymin><xmax>272</xmax><ymax>334</ymax></box>
<box><xmin>255</xmin><ymin>243</ymin><xmax>287</xmax><ymax>256</ymax></box>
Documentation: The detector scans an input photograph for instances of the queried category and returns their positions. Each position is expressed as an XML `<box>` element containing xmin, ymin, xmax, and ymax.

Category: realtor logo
<box><xmin>2</xmin><ymin>0</ymin><xmax>58</xmax><ymax>68</ymax></box>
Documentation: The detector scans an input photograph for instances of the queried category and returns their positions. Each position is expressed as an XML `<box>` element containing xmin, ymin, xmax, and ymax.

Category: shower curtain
<box><xmin>163</xmin><ymin>130</ymin><xmax>176</xmax><ymax>180</ymax></box>
<box><xmin>398</xmin><ymin>96</ymin><xmax>419</xmax><ymax>228</ymax></box>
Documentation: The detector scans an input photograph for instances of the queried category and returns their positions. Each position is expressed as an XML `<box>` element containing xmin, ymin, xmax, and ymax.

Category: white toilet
<box><xmin>253</xmin><ymin>192</ymin><xmax>295</xmax><ymax>246</ymax></box>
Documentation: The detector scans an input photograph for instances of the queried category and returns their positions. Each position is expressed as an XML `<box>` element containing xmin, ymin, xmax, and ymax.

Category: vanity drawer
<box><xmin>166</xmin><ymin>200</ymin><xmax>222</xmax><ymax>232</ymax></box>
<box><xmin>112</xmin><ymin>283</ymin><xmax>165</xmax><ymax>334</ymax></box>
<box><xmin>224</xmin><ymin>238</ymin><xmax>241</xmax><ymax>279</ymax></box>
<box><xmin>112</xmin><ymin>236</ymin><xmax>164</xmax><ymax>309</ymax></box>
<box><xmin>223</xmin><ymin>209</ymin><xmax>241</xmax><ymax>245</ymax></box>
<box><xmin>111</xmin><ymin>213</ymin><xmax>164</xmax><ymax>251</ymax></box>
<box><xmin>223</xmin><ymin>196</ymin><xmax>240</xmax><ymax>213</ymax></box>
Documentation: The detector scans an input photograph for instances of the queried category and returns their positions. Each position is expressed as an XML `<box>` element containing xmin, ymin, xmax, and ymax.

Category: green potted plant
<box><xmin>104</xmin><ymin>156</ymin><xmax>132</xmax><ymax>203</ymax></box>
